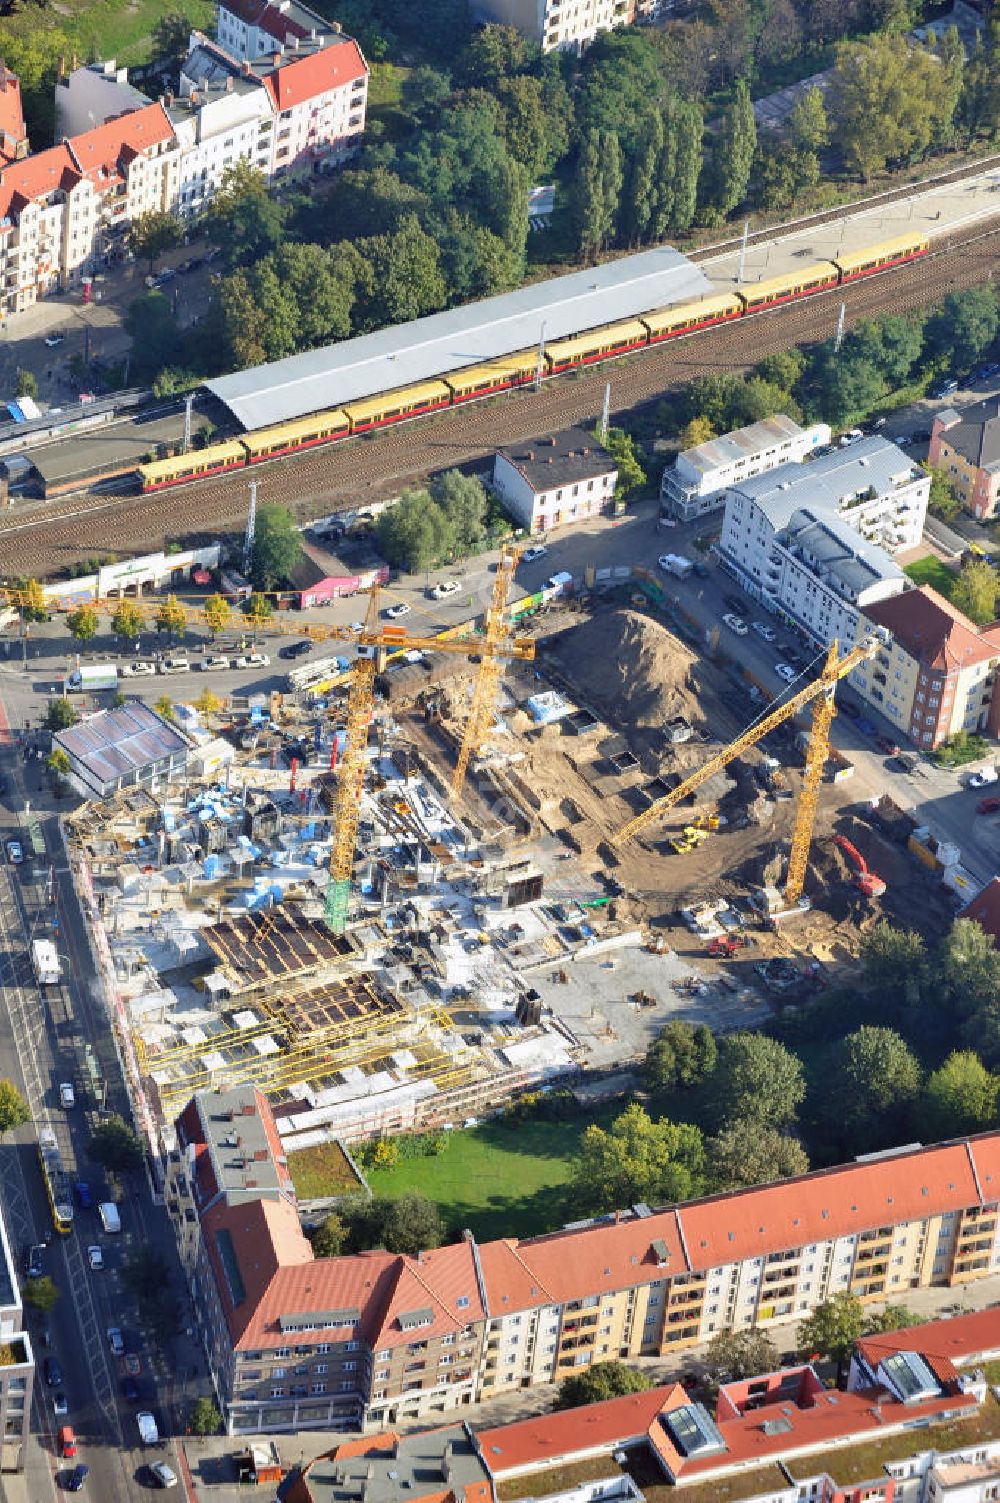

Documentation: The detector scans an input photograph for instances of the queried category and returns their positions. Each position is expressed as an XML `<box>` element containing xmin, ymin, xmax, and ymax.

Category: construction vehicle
<box><xmin>613</xmin><ymin>636</ymin><xmax>883</xmax><ymax>911</ymax></box>
<box><xmin>832</xmin><ymin>834</ymin><xmax>887</xmax><ymax>898</ymax></box>
<box><xmin>707</xmin><ymin>934</ymin><xmax>752</xmax><ymax>958</ymax></box>
<box><xmin>5</xmin><ymin>553</ymin><xmax>533</xmax><ymax>935</ymax></box>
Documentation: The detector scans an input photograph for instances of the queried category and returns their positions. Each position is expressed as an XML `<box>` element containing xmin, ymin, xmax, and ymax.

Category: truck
<box><xmin>98</xmin><ymin>1201</ymin><xmax>121</xmax><ymax>1234</ymax></box>
<box><xmin>65</xmin><ymin>663</ymin><xmax>117</xmax><ymax>693</ymax></box>
<box><xmin>136</xmin><ymin>1412</ymin><xmax>159</xmax><ymax>1446</ymax></box>
<box><xmin>969</xmin><ymin>765</ymin><xmax>999</xmax><ymax>788</ymax></box>
<box><xmin>659</xmin><ymin>553</ymin><xmax>695</xmax><ymax>579</ymax></box>
<box><xmin>31</xmin><ymin>938</ymin><xmax>60</xmax><ymax>987</ymax></box>
<box><xmin>543</xmin><ymin>571</ymin><xmax>574</xmax><ymax>599</ymax></box>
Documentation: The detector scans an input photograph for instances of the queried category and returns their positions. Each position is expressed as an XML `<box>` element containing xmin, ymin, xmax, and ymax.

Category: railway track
<box><xmin>3</xmin><ymin>214</ymin><xmax>999</xmax><ymax>578</ymax></box>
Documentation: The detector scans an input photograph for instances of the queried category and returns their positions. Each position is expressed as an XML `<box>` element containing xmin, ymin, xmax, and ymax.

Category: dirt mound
<box><xmin>554</xmin><ymin>609</ymin><xmax>702</xmax><ymax>728</ymax></box>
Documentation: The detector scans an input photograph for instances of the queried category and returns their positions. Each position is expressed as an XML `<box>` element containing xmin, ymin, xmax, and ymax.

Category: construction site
<box><xmin>57</xmin><ymin>554</ymin><xmax>971</xmax><ymax>1162</ymax></box>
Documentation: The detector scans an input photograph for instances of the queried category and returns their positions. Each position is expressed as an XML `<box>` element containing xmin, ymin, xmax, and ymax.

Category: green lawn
<box><xmin>365</xmin><ymin>1113</ymin><xmax>615</xmax><ymax>1243</ymax></box>
<box><xmin>63</xmin><ymin>0</ymin><xmax>215</xmax><ymax>67</ymax></box>
<box><xmin>904</xmin><ymin>555</ymin><xmax>957</xmax><ymax>598</ymax></box>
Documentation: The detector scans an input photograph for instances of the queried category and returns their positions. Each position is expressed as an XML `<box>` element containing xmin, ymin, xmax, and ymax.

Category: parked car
<box><xmin>44</xmin><ymin>1357</ymin><xmax>62</xmax><ymax>1386</ymax></box>
<box><xmin>279</xmin><ymin>640</ymin><xmax>312</xmax><ymax>660</ymax></box>
<box><xmin>774</xmin><ymin>663</ymin><xmax>797</xmax><ymax>682</ymax></box>
<box><xmin>932</xmin><ymin>379</ymin><xmax>958</xmax><ymax>399</ymax></box>
<box><xmin>751</xmin><ymin>621</ymin><xmax>776</xmax><ymax>642</ymax></box>
<box><xmin>875</xmin><ymin>735</ymin><xmax>900</xmax><ymax>755</ymax></box>
<box><xmin>977</xmin><ymin>797</ymin><xmax>1000</xmax><ymax>814</ymax></box>
<box><xmin>59</xmin><ymin>1082</ymin><xmax>76</xmax><ymax>1109</ymax></box>
<box><xmin>724</xmin><ymin>594</ymin><xmax>745</xmax><ymax>613</ymax></box>
<box><xmin>87</xmin><ymin>1246</ymin><xmax>103</xmax><ymax>1271</ymax></box>
<box><xmin>975</xmin><ymin>362</ymin><xmax>1000</xmax><ymax>380</ymax></box>
<box><xmin>44</xmin><ymin>332</ymin><xmax>65</xmax><ymax>348</ymax></box>
<box><xmin>123</xmin><ymin>662</ymin><xmax>156</xmax><ymax>677</ymax></box>
<box><xmin>121</xmin><ymin>1376</ymin><xmax>140</xmax><ymax>1403</ymax></box>
<box><xmin>6</xmin><ymin>839</ymin><xmax>23</xmax><ymax>864</ymax></box>
<box><xmin>839</xmin><ymin>428</ymin><xmax>864</xmax><ymax>446</ymax></box>
<box><xmin>384</xmin><ymin>603</ymin><xmax>411</xmax><ymax>620</ymax></box>
<box><xmin>521</xmin><ymin>545</ymin><xmax>548</xmax><ymax>563</ymax></box>
<box><xmin>431</xmin><ymin>580</ymin><xmax>460</xmax><ymax>599</ymax></box>
<box><xmin>721</xmin><ymin>614</ymin><xmax>749</xmax><ymax>636</ymax></box>
<box><xmin>148</xmin><ymin>1462</ymin><xmax>178</xmax><ymax>1490</ymax></box>
<box><xmin>895</xmin><ymin>433</ymin><xmax>914</xmax><ymax>445</ymax></box>
<box><xmin>53</xmin><ymin>1393</ymin><xmax>68</xmax><ymax>1416</ymax></box>
<box><xmin>203</xmin><ymin>655</ymin><xmax>229</xmax><ymax>670</ymax></box>
<box><xmin>74</xmin><ymin>1181</ymin><xmax>92</xmax><ymax>1209</ymax></box>
<box><xmin>107</xmin><ymin>1327</ymin><xmax>125</xmax><ymax>1357</ymax></box>
<box><xmin>66</xmin><ymin>1464</ymin><xmax>89</xmax><ymax>1492</ymax></box>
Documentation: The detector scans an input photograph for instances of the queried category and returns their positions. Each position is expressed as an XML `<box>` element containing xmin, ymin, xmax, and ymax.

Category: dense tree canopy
<box><xmin>644</xmin><ymin>1020</ymin><xmax>717</xmax><ymax>1092</ymax></box>
<box><xmin>557</xmin><ymin>1362</ymin><xmax>651</xmax><ymax>1409</ymax></box>
<box><xmin>574</xmin><ymin>1104</ymin><xmax>705</xmax><ymax>1213</ymax></box>
<box><xmin>714</xmin><ymin>1033</ymin><xmax>806</xmax><ymax>1130</ymax></box>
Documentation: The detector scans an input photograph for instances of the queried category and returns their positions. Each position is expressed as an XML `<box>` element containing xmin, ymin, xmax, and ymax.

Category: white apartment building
<box><xmin>492</xmin><ymin>427</ymin><xmax>618</xmax><ymax>534</ymax></box>
<box><xmin>661</xmin><ymin>415</ymin><xmax>831</xmax><ymax>523</ymax></box>
<box><xmin>216</xmin><ymin>0</ymin><xmax>337</xmax><ymax>62</ymax></box>
<box><xmin>719</xmin><ymin>437</ymin><xmax>927</xmax><ymax>646</ymax></box>
<box><xmin>173</xmin><ymin>44</ymin><xmax>274</xmax><ymax>215</ymax></box>
<box><xmin>471</xmin><ymin>0</ymin><xmax>632</xmax><ymax>53</ymax></box>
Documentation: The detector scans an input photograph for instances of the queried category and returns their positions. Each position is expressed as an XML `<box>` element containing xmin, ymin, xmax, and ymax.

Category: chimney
<box><xmin>242</xmin><ymin>59</ymin><xmax>252</xmax><ymax>75</ymax></box>
<box><xmin>582</xmin><ymin>446</ymin><xmax>589</xmax><ymax>455</ymax></box>
<box><xmin>164</xmin><ymin>90</ymin><xmax>174</xmax><ymax>106</ymax></box>
<box><xmin>292</xmin><ymin>36</ymin><xmax>300</xmax><ymax>48</ymax></box>
<box><xmin>526</xmin><ymin>450</ymin><xmax>534</xmax><ymax>461</ymax></box>
<box><xmin>190</xmin><ymin>89</ymin><xmax>199</xmax><ymax>105</ymax></box>
<box><xmin>273</xmin><ymin>50</ymin><xmax>281</xmax><ymax>66</ymax></box>
<box><xmin>225</xmin><ymin>75</ymin><xmax>233</xmax><ymax>91</ymax></box>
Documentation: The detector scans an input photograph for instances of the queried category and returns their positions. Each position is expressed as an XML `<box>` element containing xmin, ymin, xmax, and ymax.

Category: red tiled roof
<box><xmin>68</xmin><ymin>103</ymin><xmax>175</xmax><ymax>183</ymax></box>
<box><xmin>961</xmin><ymin>877</ymin><xmax>1000</xmax><ymax>949</ymax></box>
<box><xmin>222</xmin><ymin>0</ymin><xmax>312</xmax><ymax>43</ymax></box>
<box><xmin>234</xmin><ymin>1245</ymin><xmax>397</xmax><ymax>1350</ymax></box>
<box><xmin>0</xmin><ymin>144</ymin><xmax>81</xmax><ymax>220</ymax></box>
<box><xmin>484</xmin><ymin>1210</ymin><xmax>686</xmax><ymax>1309</ymax></box>
<box><xmin>261</xmin><ymin>39</ymin><xmax>366</xmax><ymax>113</ymax></box>
<box><xmin>863</xmin><ymin>586</ymin><xmax>1000</xmax><ymax>673</ymax></box>
<box><xmin>649</xmin><ymin>1375</ymin><xmax>977</xmax><ymax>1482</ymax></box>
<box><xmin>367</xmin><ymin>1243</ymin><xmax>485</xmax><ymax>1351</ymax></box>
<box><xmin>202</xmin><ymin>1196</ymin><xmax>314</xmax><ymax>1345</ymax></box>
<box><xmin>856</xmin><ymin>1304</ymin><xmax>1000</xmax><ymax>1376</ymax></box>
<box><xmin>478</xmin><ymin>1385</ymin><xmax>677</xmax><ymax>1476</ymax></box>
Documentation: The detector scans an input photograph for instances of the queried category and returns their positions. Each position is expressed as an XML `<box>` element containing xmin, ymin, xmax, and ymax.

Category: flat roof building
<box><xmin>661</xmin><ymin>414</ymin><xmax>830</xmax><ymax>522</ymax></box>
<box><xmin>54</xmin><ymin>701</ymin><xmax>191</xmax><ymax>799</ymax></box>
<box><xmin>205</xmin><ymin>247</ymin><xmax>709</xmax><ymax>431</ymax></box>
<box><xmin>493</xmin><ymin>426</ymin><xmax>618</xmax><ymax>535</ymax></box>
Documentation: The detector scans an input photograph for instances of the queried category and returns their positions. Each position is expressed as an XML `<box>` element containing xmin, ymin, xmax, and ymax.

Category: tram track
<box><xmin>2</xmin><ymin>212</ymin><xmax>999</xmax><ymax>577</ymax></box>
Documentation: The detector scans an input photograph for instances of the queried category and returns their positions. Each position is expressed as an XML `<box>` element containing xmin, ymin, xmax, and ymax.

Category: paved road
<box><xmin>0</xmin><ymin>689</ymin><xmax>205</xmax><ymax>1503</ymax></box>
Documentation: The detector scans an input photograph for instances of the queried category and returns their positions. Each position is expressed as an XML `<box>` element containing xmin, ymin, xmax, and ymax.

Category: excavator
<box><xmin>832</xmin><ymin>834</ymin><xmax>887</xmax><ymax>898</ymax></box>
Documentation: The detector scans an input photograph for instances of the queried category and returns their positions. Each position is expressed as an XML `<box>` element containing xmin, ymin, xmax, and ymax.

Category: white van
<box><xmin>137</xmin><ymin>1411</ymin><xmax>159</xmax><ymax>1445</ymax></box>
<box><xmin>98</xmin><ymin>1201</ymin><xmax>121</xmax><ymax>1234</ymax></box>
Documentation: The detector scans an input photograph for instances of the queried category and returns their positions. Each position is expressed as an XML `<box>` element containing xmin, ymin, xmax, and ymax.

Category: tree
<box><xmin>863</xmin><ymin>1305</ymin><xmax>922</xmax><ymax>1336</ymax></box>
<box><xmin>713</xmin><ymin>1033</ymin><xmax>806</xmax><ymax>1130</ymax></box>
<box><xmin>243</xmin><ymin>595</ymin><xmax>274</xmax><ymax>640</ymax></box>
<box><xmin>924</xmin><ymin>1050</ymin><xmax>997</xmax><ymax>1139</ymax></box>
<box><xmin>708</xmin><ymin>1123</ymin><xmax>809</xmax><ymax>1191</ymax></box>
<box><xmin>88</xmin><ymin>1115</ymin><xmax>144</xmax><ymax>1173</ymax></box>
<box><xmin>122</xmin><ymin>1246</ymin><xmax>169</xmax><ymax>1299</ymax></box>
<box><xmin>342</xmin><ymin>1193</ymin><xmax>444</xmax><ymax>1256</ymax></box>
<box><xmin>127</xmin><ymin>210</ymin><xmax>182</xmax><ymax>273</ymax></box>
<box><xmin>704</xmin><ymin>1328</ymin><xmax>778</xmax><ymax>1390</ymax></box>
<box><xmin>787</xmin><ymin>85</ymin><xmax>829</xmax><ymax>153</ymax></box>
<box><xmin>123</xmin><ymin>291</ymin><xmax>182</xmax><ymax>383</ymax></box>
<box><xmin>952</xmin><ymin>559</ymin><xmax>998</xmax><ymax>626</ymax></box>
<box><xmin>428</xmin><ymin>470</ymin><xmax>488</xmax><ymax>553</ymax></box>
<box><xmin>270</xmin><ymin>242</ymin><xmax>357</xmax><ymax>349</ymax></box>
<box><xmin>755</xmin><ymin>350</ymin><xmax>806</xmax><ymax>392</ymax></box>
<box><xmin>798</xmin><ymin>1293</ymin><xmax>865</xmax><ymax>1379</ymax></box>
<box><xmin>836</xmin><ymin>1022</ymin><xmax>914</xmax><ymax>1118</ymax></box>
<box><xmin>47</xmin><ymin>748</ymin><xmax>71</xmax><ymax>781</ymax></box>
<box><xmin>600</xmin><ymin>425</ymin><xmax>646</xmax><ymax>501</ymax></box>
<box><xmin>926</xmin><ymin>286</ymin><xmax>1000</xmax><ymax>375</ymax></box>
<box><xmin>249</xmin><ymin>505</ymin><xmax>303</xmax><ymax>591</ymax></box>
<box><xmin>377</xmin><ymin>492</ymin><xmax>455</xmax><ymax>572</ymax></box>
<box><xmin>924</xmin><ymin>466</ymin><xmax>963</xmax><ymax>524</ymax></box>
<box><xmin>573</xmin><ymin>1104</ymin><xmax>706</xmax><ymax>1213</ymax></box>
<box><xmin>111</xmin><ymin>601</ymin><xmax>144</xmax><ymax>643</ymax></box>
<box><xmin>194</xmin><ymin>689</ymin><xmax>223</xmax><ymax>718</ymax></box>
<box><xmin>644</xmin><ymin>1020</ymin><xmax>717</xmax><ymax>1091</ymax></box>
<box><xmin>154</xmin><ymin>695</ymin><xmax>176</xmax><ymax>723</ymax></box>
<box><xmin>622</xmin><ymin>111</ymin><xmax>663</xmax><ymax>246</ymax></box>
<box><xmin>556</xmin><ymin>1362</ymin><xmax>651</xmax><ymax>1410</ymax></box>
<box><xmin>152</xmin><ymin>11</ymin><xmax>193</xmax><ymax>60</ymax></box>
<box><xmin>460</xmin><ymin>24</ymin><xmax>534</xmax><ymax>88</ymax></box>
<box><xmin>403</xmin><ymin>65</ymin><xmax>453</xmax><ymax>128</ymax></box>
<box><xmin>204</xmin><ymin>594</ymin><xmax>230</xmax><ymax>638</ymax></box>
<box><xmin>155</xmin><ymin>594</ymin><xmax>186</xmax><ymax>642</ymax></box>
<box><xmin>941</xmin><ymin>921</ymin><xmax>1000</xmax><ymax>1063</ymax></box>
<box><xmin>829</xmin><ymin>35</ymin><xmax>963</xmax><ymax>178</ymax></box>
<box><xmin>0</xmin><ymin>1080</ymin><xmax>29</xmax><ymax>1135</ymax></box>
<box><xmin>713</xmin><ymin>78</ymin><xmax>756</xmax><ymax>214</ymax></box>
<box><xmin>308</xmin><ymin>1212</ymin><xmax>347</xmax><ymax>1259</ymax></box>
<box><xmin>679</xmin><ymin>416</ymin><xmax>716</xmax><ymax>451</ymax></box>
<box><xmin>66</xmin><ymin>605</ymin><xmax>99</xmax><ymax>643</ymax></box>
<box><xmin>358</xmin><ymin>215</ymin><xmax>447</xmax><ymax>329</ymax></box>
<box><xmin>23</xmin><ymin>1276</ymin><xmax>60</xmax><ymax>1314</ymax></box>
<box><xmin>570</xmin><ymin>128</ymin><xmax>618</xmax><ymax>263</ymax></box>
<box><xmin>206</xmin><ymin>160</ymin><xmax>287</xmax><ymax>270</ymax></box>
<box><xmin>859</xmin><ymin>921</ymin><xmax>929</xmax><ymax>1010</ymax></box>
<box><xmin>15</xmin><ymin>368</ymin><xmax>37</xmax><ymax>400</ymax></box>
<box><xmin>188</xmin><ymin>1397</ymin><xmax>222</xmax><ymax>1436</ymax></box>
<box><xmin>16</xmin><ymin>578</ymin><xmax>47</xmax><ymax>625</ymax></box>
<box><xmin>45</xmin><ymin>698</ymin><xmax>78</xmax><ymax>731</ymax></box>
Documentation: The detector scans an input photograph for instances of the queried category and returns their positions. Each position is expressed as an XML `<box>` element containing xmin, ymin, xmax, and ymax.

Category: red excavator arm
<box><xmin>832</xmin><ymin>834</ymin><xmax>887</xmax><ymax>898</ymax></box>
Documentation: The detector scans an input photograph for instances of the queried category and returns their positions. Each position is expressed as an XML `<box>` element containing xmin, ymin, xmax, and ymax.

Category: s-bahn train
<box><xmin>138</xmin><ymin>233</ymin><xmax>928</xmax><ymax>494</ymax></box>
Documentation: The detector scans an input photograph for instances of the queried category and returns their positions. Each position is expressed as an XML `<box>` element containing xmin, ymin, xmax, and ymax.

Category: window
<box><xmin>314</xmin><ymin>1364</ymin><xmax>328</xmax><ymax>1375</ymax></box>
<box><xmin>270</xmin><ymin>1387</ymin><xmax>286</xmax><ymax>1398</ymax></box>
<box><xmin>343</xmin><ymin>1362</ymin><xmax>357</xmax><ymax>1372</ymax></box>
<box><xmin>310</xmin><ymin>1382</ymin><xmax>327</xmax><ymax>1395</ymax></box>
<box><xmin>272</xmin><ymin>1367</ymin><xmax>286</xmax><ymax>1379</ymax></box>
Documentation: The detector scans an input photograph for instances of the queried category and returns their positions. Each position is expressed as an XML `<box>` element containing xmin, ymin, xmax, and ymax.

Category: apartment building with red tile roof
<box><xmin>216</xmin><ymin>0</ymin><xmax>336</xmax><ymax>60</ymax></box>
<box><xmin>169</xmin><ymin>1083</ymin><xmax>1000</xmax><ymax>1439</ymax></box>
<box><xmin>853</xmin><ymin>585</ymin><xmax>1000</xmax><ymax>747</ymax></box>
<box><xmin>961</xmin><ymin>877</ymin><xmax>1000</xmax><ymax>950</ymax></box>
<box><xmin>478</xmin><ymin>1385</ymin><xmax>675</xmax><ymax>1478</ymax></box>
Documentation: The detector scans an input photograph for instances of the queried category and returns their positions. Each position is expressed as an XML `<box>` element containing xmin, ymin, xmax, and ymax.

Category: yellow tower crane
<box><xmin>613</xmin><ymin>636</ymin><xmax>881</xmax><ymax>908</ymax></box>
<box><xmin>451</xmin><ymin>542</ymin><xmax>522</xmax><ymax>798</ymax></box>
<box><xmin>5</xmin><ymin>574</ymin><xmax>535</xmax><ymax>932</ymax></box>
